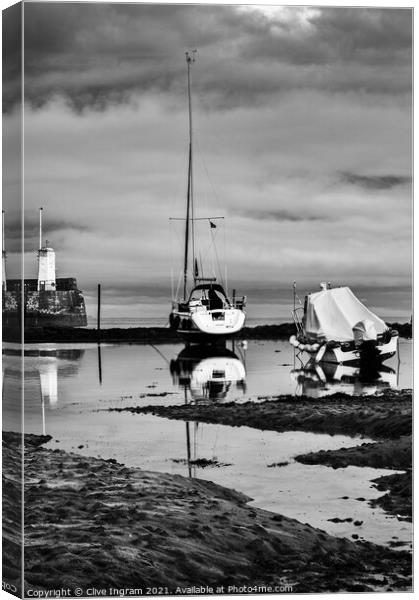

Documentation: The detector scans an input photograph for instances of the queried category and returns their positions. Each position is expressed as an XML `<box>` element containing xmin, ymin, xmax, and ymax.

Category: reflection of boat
<box><xmin>290</xmin><ymin>283</ymin><xmax>398</xmax><ymax>365</ymax></box>
<box><xmin>291</xmin><ymin>360</ymin><xmax>397</xmax><ymax>398</ymax></box>
<box><xmin>168</xmin><ymin>52</ymin><xmax>246</xmax><ymax>343</ymax></box>
<box><xmin>170</xmin><ymin>344</ymin><xmax>246</xmax><ymax>403</ymax></box>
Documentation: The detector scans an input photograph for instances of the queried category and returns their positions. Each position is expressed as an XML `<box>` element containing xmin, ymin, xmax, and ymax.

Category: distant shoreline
<box><xmin>2</xmin><ymin>321</ymin><xmax>412</xmax><ymax>344</ymax></box>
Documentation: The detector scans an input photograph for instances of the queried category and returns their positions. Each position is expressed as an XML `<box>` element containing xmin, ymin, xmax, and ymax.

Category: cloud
<box><xmin>3</xmin><ymin>214</ymin><xmax>90</xmax><ymax>253</ymax></box>
<box><xmin>2</xmin><ymin>4</ymin><xmax>411</xmax><ymax>113</ymax></box>
<box><xmin>1</xmin><ymin>4</ymin><xmax>412</xmax><ymax>319</ymax></box>
<box><xmin>2</xmin><ymin>3</ymin><xmax>22</xmax><ymax>114</ymax></box>
<box><xmin>240</xmin><ymin>209</ymin><xmax>328</xmax><ymax>223</ymax></box>
<box><xmin>339</xmin><ymin>172</ymin><xmax>411</xmax><ymax>190</ymax></box>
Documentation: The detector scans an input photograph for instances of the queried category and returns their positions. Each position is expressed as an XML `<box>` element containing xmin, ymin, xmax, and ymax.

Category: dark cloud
<box><xmin>2</xmin><ymin>2</ymin><xmax>22</xmax><ymax>114</ymax></box>
<box><xmin>241</xmin><ymin>209</ymin><xmax>328</xmax><ymax>223</ymax></box>
<box><xmin>339</xmin><ymin>172</ymin><xmax>411</xmax><ymax>190</ymax></box>
<box><xmin>3</xmin><ymin>4</ymin><xmax>411</xmax><ymax>319</ymax></box>
<box><xmin>4</xmin><ymin>214</ymin><xmax>90</xmax><ymax>252</ymax></box>
<box><xmin>1</xmin><ymin>3</ymin><xmax>411</xmax><ymax>113</ymax></box>
<box><xmin>243</xmin><ymin>7</ymin><xmax>412</xmax><ymax>65</ymax></box>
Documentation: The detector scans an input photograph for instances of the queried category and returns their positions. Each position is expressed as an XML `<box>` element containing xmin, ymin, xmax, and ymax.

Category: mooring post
<box><xmin>97</xmin><ymin>283</ymin><xmax>101</xmax><ymax>342</ymax></box>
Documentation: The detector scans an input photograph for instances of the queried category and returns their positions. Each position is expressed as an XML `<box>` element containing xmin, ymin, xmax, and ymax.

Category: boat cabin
<box><xmin>188</xmin><ymin>283</ymin><xmax>229</xmax><ymax>311</ymax></box>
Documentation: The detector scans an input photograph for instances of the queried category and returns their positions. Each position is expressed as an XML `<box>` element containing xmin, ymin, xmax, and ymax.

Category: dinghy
<box><xmin>290</xmin><ymin>283</ymin><xmax>398</xmax><ymax>365</ymax></box>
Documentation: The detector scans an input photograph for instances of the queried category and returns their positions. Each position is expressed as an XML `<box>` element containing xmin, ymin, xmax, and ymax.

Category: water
<box><xmin>2</xmin><ymin>339</ymin><xmax>412</xmax><ymax>550</ymax></box>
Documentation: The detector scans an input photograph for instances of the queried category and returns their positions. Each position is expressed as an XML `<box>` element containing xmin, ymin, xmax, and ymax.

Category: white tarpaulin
<box><xmin>353</xmin><ymin>319</ymin><xmax>378</xmax><ymax>343</ymax></box>
<box><xmin>304</xmin><ymin>287</ymin><xmax>387</xmax><ymax>342</ymax></box>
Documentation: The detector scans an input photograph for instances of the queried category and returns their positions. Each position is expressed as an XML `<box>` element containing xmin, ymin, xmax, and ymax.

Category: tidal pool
<box><xmin>2</xmin><ymin>339</ymin><xmax>412</xmax><ymax>550</ymax></box>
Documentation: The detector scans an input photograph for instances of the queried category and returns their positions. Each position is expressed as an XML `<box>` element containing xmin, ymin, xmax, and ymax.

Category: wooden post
<box><xmin>97</xmin><ymin>284</ymin><xmax>101</xmax><ymax>342</ymax></box>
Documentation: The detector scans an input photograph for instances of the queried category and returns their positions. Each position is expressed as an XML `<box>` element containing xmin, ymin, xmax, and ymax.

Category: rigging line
<box><xmin>148</xmin><ymin>344</ymin><xmax>171</xmax><ymax>367</ymax></box>
<box><xmin>170</xmin><ymin>267</ymin><xmax>174</xmax><ymax>302</ymax></box>
<box><xmin>168</xmin><ymin>143</ymin><xmax>189</xmax><ymax>217</ymax></box>
<box><xmin>169</xmin><ymin>217</ymin><xmax>224</xmax><ymax>221</ymax></box>
<box><xmin>170</xmin><ymin>220</ymin><xmax>185</xmax><ymax>299</ymax></box>
<box><xmin>195</xmin><ymin>136</ymin><xmax>223</xmax><ymax>210</ymax></box>
<box><xmin>199</xmin><ymin>253</ymin><xmax>204</xmax><ymax>280</ymax></box>
<box><xmin>175</xmin><ymin>271</ymin><xmax>182</xmax><ymax>300</ymax></box>
<box><xmin>211</xmin><ymin>227</ymin><xmax>223</xmax><ymax>284</ymax></box>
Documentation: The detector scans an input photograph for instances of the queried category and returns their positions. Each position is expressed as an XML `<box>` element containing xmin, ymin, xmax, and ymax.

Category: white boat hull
<box><xmin>172</xmin><ymin>308</ymin><xmax>245</xmax><ymax>342</ymax></box>
<box><xmin>290</xmin><ymin>333</ymin><xmax>398</xmax><ymax>365</ymax></box>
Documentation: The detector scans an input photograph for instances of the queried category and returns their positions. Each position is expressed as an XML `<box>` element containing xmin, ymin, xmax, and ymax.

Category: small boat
<box><xmin>290</xmin><ymin>283</ymin><xmax>398</xmax><ymax>365</ymax></box>
<box><xmin>169</xmin><ymin>51</ymin><xmax>246</xmax><ymax>343</ymax></box>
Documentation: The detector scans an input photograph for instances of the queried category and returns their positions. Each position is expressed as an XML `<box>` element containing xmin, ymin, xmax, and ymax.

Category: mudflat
<box><xmin>108</xmin><ymin>389</ymin><xmax>412</xmax><ymax>522</ymax></box>
<box><xmin>2</xmin><ymin>432</ymin><xmax>412</xmax><ymax>595</ymax></box>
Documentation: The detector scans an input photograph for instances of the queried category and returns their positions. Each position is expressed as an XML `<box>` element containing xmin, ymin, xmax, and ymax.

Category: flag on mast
<box><xmin>210</xmin><ymin>221</ymin><xmax>216</xmax><ymax>229</ymax></box>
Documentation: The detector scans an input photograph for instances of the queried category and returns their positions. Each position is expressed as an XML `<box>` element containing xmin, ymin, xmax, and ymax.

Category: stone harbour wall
<box><xmin>3</xmin><ymin>289</ymin><xmax>87</xmax><ymax>328</ymax></box>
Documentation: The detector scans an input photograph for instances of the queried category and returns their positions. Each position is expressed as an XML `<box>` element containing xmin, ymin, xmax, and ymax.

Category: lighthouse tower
<box><xmin>37</xmin><ymin>208</ymin><xmax>56</xmax><ymax>291</ymax></box>
<box><xmin>2</xmin><ymin>211</ymin><xmax>6</xmax><ymax>291</ymax></box>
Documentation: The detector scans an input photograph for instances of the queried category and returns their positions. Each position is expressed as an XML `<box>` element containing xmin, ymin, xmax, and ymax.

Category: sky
<box><xmin>2</xmin><ymin>1</ymin><xmax>413</xmax><ymax>321</ymax></box>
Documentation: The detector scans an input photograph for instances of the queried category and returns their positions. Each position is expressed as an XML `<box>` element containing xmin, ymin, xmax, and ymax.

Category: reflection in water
<box><xmin>1</xmin><ymin>341</ymin><xmax>412</xmax><ymax>548</ymax></box>
<box><xmin>170</xmin><ymin>344</ymin><xmax>247</xmax><ymax>403</ymax></box>
<box><xmin>170</xmin><ymin>343</ymin><xmax>247</xmax><ymax>478</ymax></box>
<box><xmin>291</xmin><ymin>359</ymin><xmax>397</xmax><ymax>398</ymax></box>
<box><xmin>97</xmin><ymin>345</ymin><xmax>102</xmax><ymax>385</ymax></box>
<box><xmin>3</xmin><ymin>347</ymin><xmax>85</xmax><ymax>434</ymax></box>
<box><xmin>39</xmin><ymin>360</ymin><xmax>58</xmax><ymax>408</ymax></box>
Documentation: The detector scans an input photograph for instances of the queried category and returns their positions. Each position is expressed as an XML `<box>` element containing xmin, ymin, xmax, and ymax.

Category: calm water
<box><xmin>2</xmin><ymin>339</ymin><xmax>412</xmax><ymax>550</ymax></box>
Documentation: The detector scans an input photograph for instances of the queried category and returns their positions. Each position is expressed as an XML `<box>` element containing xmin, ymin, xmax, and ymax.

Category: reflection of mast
<box><xmin>184</xmin><ymin>388</ymin><xmax>192</xmax><ymax>478</ymax></box>
<box><xmin>97</xmin><ymin>345</ymin><xmax>102</xmax><ymax>385</ymax></box>
<box><xmin>2</xmin><ymin>210</ymin><xmax>7</xmax><ymax>291</ymax></box>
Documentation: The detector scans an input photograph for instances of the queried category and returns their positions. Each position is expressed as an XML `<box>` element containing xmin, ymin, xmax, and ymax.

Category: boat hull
<box><xmin>290</xmin><ymin>333</ymin><xmax>398</xmax><ymax>365</ymax></box>
<box><xmin>171</xmin><ymin>309</ymin><xmax>245</xmax><ymax>344</ymax></box>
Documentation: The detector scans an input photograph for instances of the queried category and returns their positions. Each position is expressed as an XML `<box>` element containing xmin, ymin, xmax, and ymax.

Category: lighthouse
<box><xmin>2</xmin><ymin>211</ymin><xmax>6</xmax><ymax>291</ymax></box>
<box><xmin>37</xmin><ymin>208</ymin><xmax>56</xmax><ymax>291</ymax></box>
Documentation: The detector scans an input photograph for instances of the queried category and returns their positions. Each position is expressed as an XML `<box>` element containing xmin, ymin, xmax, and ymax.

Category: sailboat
<box><xmin>169</xmin><ymin>51</ymin><xmax>246</xmax><ymax>343</ymax></box>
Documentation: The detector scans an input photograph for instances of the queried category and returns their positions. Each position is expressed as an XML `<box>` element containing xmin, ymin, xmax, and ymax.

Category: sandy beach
<box><xmin>2</xmin><ymin>417</ymin><xmax>412</xmax><ymax>595</ymax></box>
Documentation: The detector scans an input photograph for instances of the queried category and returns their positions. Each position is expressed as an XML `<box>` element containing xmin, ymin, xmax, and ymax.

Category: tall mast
<box><xmin>183</xmin><ymin>50</ymin><xmax>196</xmax><ymax>300</ymax></box>
<box><xmin>2</xmin><ymin>210</ymin><xmax>5</xmax><ymax>253</ymax></box>
<box><xmin>39</xmin><ymin>207</ymin><xmax>43</xmax><ymax>250</ymax></box>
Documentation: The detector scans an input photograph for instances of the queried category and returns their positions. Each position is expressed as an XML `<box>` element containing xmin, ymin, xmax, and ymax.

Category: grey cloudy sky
<box><xmin>2</xmin><ymin>2</ymin><xmax>412</xmax><ymax>320</ymax></box>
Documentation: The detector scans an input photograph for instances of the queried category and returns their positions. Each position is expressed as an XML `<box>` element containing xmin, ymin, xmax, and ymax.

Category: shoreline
<box><xmin>107</xmin><ymin>389</ymin><xmax>412</xmax><ymax>521</ymax></box>
<box><xmin>2</xmin><ymin>321</ymin><xmax>411</xmax><ymax>344</ymax></box>
<box><xmin>2</xmin><ymin>432</ymin><xmax>412</xmax><ymax>595</ymax></box>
